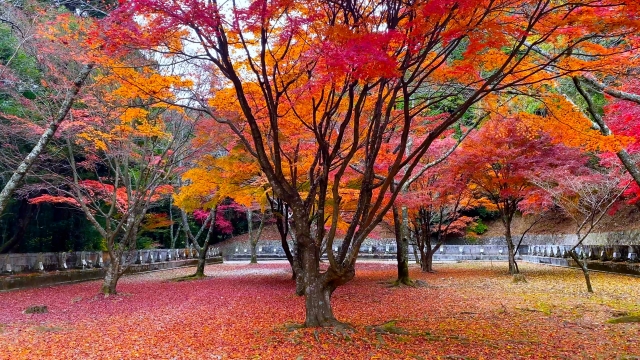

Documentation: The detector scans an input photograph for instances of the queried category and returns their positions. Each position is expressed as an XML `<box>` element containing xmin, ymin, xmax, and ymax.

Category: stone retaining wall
<box><xmin>0</xmin><ymin>247</ymin><xmax>224</xmax><ymax>274</ymax></box>
<box><xmin>0</xmin><ymin>256</ymin><xmax>223</xmax><ymax>291</ymax></box>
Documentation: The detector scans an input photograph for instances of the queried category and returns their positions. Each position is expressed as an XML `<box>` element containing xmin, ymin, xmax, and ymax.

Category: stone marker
<box><xmin>24</xmin><ymin>305</ymin><xmax>48</xmax><ymax>314</ymax></box>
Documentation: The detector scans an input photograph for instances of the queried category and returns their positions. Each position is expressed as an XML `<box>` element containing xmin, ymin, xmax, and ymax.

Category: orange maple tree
<box><xmin>95</xmin><ymin>0</ymin><xmax>640</xmax><ymax>326</ymax></box>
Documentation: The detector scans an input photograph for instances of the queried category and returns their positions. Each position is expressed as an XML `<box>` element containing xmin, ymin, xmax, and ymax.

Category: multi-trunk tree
<box><xmin>452</xmin><ymin>117</ymin><xmax>588</xmax><ymax>275</ymax></box>
<box><xmin>28</xmin><ymin>50</ymin><xmax>194</xmax><ymax>294</ymax></box>
<box><xmin>103</xmin><ymin>0</ymin><xmax>639</xmax><ymax>327</ymax></box>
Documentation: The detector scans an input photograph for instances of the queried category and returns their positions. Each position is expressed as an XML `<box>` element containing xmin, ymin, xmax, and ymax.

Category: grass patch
<box><xmin>607</xmin><ymin>315</ymin><xmax>640</xmax><ymax>324</ymax></box>
<box><xmin>170</xmin><ymin>274</ymin><xmax>207</xmax><ymax>282</ymax></box>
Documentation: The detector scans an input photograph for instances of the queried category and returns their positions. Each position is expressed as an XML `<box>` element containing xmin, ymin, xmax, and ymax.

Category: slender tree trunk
<box><xmin>422</xmin><ymin>251</ymin><xmax>434</xmax><ymax>272</ymax></box>
<box><xmin>569</xmin><ymin>250</ymin><xmax>593</xmax><ymax>292</ymax></box>
<box><xmin>0</xmin><ymin>63</ymin><xmax>94</xmax><ymax>217</ymax></box>
<box><xmin>193</xmin><ymin>207</ymin><xmax>217</xmax><ymax>278</ymax></box>
<box><xmin>412</xmin><ymin>243</ymin><xmax>420</xmax><ymax>265</ymax></box>
<box><xmin>422</xmin><ymin>243</ymin><xmax>440</xmax><ymax>273</ymax></box>
<box><xmin>392</xmin><ymin>205</ymin><xmax>411</xmax><ymax>285</ymax></box>
<box><xmin>419</xmin><ymin>247</ymin><xmax>428</xmax><ymax>271</ymax></box>
<box><xmin>504</xmin><ymin>218</ymin><xmax>519</xmax><ymax>275</ymax></box>
<box><xmin>247</xmin><ymin>210</ymin><xmax>258</xmax><ymax>264</ymax></box>
<box><xmin>250</xmin><ymin>241</ymin><xmax>258</xmax><ymax>264</ymax></box>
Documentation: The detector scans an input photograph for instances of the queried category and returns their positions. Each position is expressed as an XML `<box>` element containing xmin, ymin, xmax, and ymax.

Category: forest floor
<box><xmin>0</xmin><ymin>261</ymin><xmax>638</xmax><ymax>359</ymax></box>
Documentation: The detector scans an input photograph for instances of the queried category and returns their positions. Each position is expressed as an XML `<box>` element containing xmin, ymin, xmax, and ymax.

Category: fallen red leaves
<box><xmin>0</xmin><ymin>262</ymin><xmax>638</xmax><ymax>359</ymax></box>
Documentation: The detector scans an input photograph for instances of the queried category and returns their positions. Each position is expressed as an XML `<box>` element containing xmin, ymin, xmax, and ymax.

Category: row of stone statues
<box><xmin>1</xmin><ymin>247</ymin><xmax>222</xmax><ymax>274</ymax></box>
<box><xmin>529</xmin><ymin>245</ymin><xmax>638</xmax><ymax>262</ymax></box>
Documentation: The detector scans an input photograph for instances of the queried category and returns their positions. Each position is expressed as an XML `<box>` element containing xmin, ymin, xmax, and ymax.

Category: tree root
<box><xmin>391</xmin><ymin>278</ymin><xmax>415</xmax><ymax>287</ymax></box>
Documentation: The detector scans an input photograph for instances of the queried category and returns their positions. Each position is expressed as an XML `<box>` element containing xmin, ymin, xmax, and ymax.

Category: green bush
<box><xmin>469</xmin><ymin>219</ymin><xmax>488</xmax><ymax>235</ymax></box>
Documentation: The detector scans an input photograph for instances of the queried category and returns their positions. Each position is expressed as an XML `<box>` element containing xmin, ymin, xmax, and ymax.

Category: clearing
<box><xmin>0</xmin><ymin>262</ymin><xmax>638</xmax><ymax>359</ymax></box>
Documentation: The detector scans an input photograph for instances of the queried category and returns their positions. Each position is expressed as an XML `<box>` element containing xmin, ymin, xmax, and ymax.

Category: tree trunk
<box><xmin>569</xmin><ymin>250</ymin><xmax>593</xmax><ymax>292</ymax></box>
<box><xmin>422</xmin><ymin>251</ymin><xmax>434</xmax><ymax>272</ymax></box>
<box><xmin>422</xmin><ymin>244</ymin><xmax>440</xmax><ymax>273</ymax></box>
<box><xmin>248</xmin><ymin>209</ymin><xmax>257</xmax><ymax>264</ymax></box>
<box><xmin>504</xmin><ymin>218</ymin><xmax>519</xmax><ymax>275</ymax></box>
<box><xmin>419</xmin><ymin>247</ymin><xmax>428</xmax><ymax>271</ymax></box>
<box><xmin>393</xmin><ymin>205</ymin><xmax>411</xmax><ymax>285</ymax></box>
<box><xmin>194</xmin><ymin>242</ymin><xmax>208</xmax><ymax>278</ymax></box>
<box><xmin>101</xmin><ymin>258</ymin><xmax>121</xmax><ymax>295</ymax></box>
<box><xmin>299</xmin><ymin>238</ymin><xmax>355</xmax><ymax>327</ymax></box>
<box><xmin>250</xmin><ymin>241</ymin><xmax>258</xmax><ymax>264</ymax></box>
<box><xmin>412</xmin><ymin>243</ymin><xmax>420</xmax><ymax>265</ymax></box>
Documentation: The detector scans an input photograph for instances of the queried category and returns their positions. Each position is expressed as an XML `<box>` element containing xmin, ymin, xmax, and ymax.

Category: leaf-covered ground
<box><xmin>0</xmin><ymin>261</ymin><xmax>638</xmax><ymax>359</ymax></box>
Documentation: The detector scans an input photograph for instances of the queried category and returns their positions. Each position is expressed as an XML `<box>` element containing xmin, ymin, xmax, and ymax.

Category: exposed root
<box><xmin>391</xmin><ymin>278</ymin><xmax>415</xmax><ymax>287</ymax></box>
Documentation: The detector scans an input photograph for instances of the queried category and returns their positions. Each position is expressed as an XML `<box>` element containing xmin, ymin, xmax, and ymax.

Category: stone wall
<box><xmin>481</xmin><ymin>229</ymin><xmax>640</xmax><ymax>246</ymax></box>
<box><xmin>0</xmin><ymin>247</ymin><xmax>224</xmax><ymax>274</ymax></box>
<box><xmin>0</xmin><ymin>257</ymin><xmax>223</xmax><ymax>291</ymax></box>
<box><xmin>220</xmin><ymin>234</ymin><xmax>640</xmax><ymax>266</ymax></box>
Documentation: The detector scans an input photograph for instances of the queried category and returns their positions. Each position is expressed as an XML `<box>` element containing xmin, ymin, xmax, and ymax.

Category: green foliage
<box><xmin>468</xmin><ymin>219</ymin><xmax>488</xmax><ymax>235</ymax></box>
<box><xmin>0</xmin><ymin>24</ymin><xmax>41</xmax><ymax>117</ymax></box>
<box><xmin>476</xmin><ymin>206</ymin><xmax>500</xmax><ymax>221</ymax></box>
<box><xmin>0</xmin><ymin>25</ymin><xmax>40</xmax><ymax>82</ymax></box>
<box><xmin>136</xmin><ymin>236</ymin><xmax>154</xmax><ymax>249</ymax></box>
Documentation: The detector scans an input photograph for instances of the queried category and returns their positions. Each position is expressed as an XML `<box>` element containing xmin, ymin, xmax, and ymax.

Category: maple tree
<box><xmin>453</xmin><ymin>116</ymin><xmax>588</xmax><ymax>275</ymax></box>
<box><xmin>534</xmin><ymin>165</ymin><xmax>630</xmax><ymax>292</ymax></box>
<box><xmin>404</xmin><ymin>171</ymin><xmax>475</xmax><ymax>273</ymax></box>
<box><xmin>26</xmin><ymin>43</ymin><xmax>196</xmax><ymax>293</ymax></box>
<box><xmin>183</xmin><ymin>204</ymin><xmax>235</xmax><ymax>277</ymax></box>
<box><xmin>172</xmin><ymin>121</ymin><xmax>270</xmax><ymax>269</ymax></box>
<box><xmin>0</xmin><ymin>4</ymin><xmax>94</xmax><ymax>217</ymax></box>
<box><xmin>99</xmin><ymin>0</ymin><xmax>640</xmax><ymax>326</ymax></box>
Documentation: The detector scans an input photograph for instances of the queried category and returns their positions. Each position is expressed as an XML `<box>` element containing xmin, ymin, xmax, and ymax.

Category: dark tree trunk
<box><xmin>569</xmin><ymin>250</ymin><xmax>593</xmax><ymax>292</ymax></box>
<box><xmin>504</xmin><ymin>218</ymin><xmax>519</xmax><ymax>275</ymax></box>
<box><xmin>299</xmin><ymin>239</ymin><xmax>335</xmax><ymax>326</ymax></box>
<box><xmin>295</xmin><ymin>224</ymin><xmax>355</xmax><ymax>327</ymax></box>
<box><xmin>250</xmin><ymin>240</ymin><xmax>258</xmax><ymax>264</ymax></box>
<box><xmin>419</xmin><ymin>247</ymin><xmax>427</xmax><ymax>271</ymax></box>
<box><xmin>422</xmin><ymin>243</ymin><xmax>440</xmax><ymax>273</ymax></box>
<box><xmin>393</xmin><ymin>206</ymin><xmax>411</xmax><ymax>285</ymax></box>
